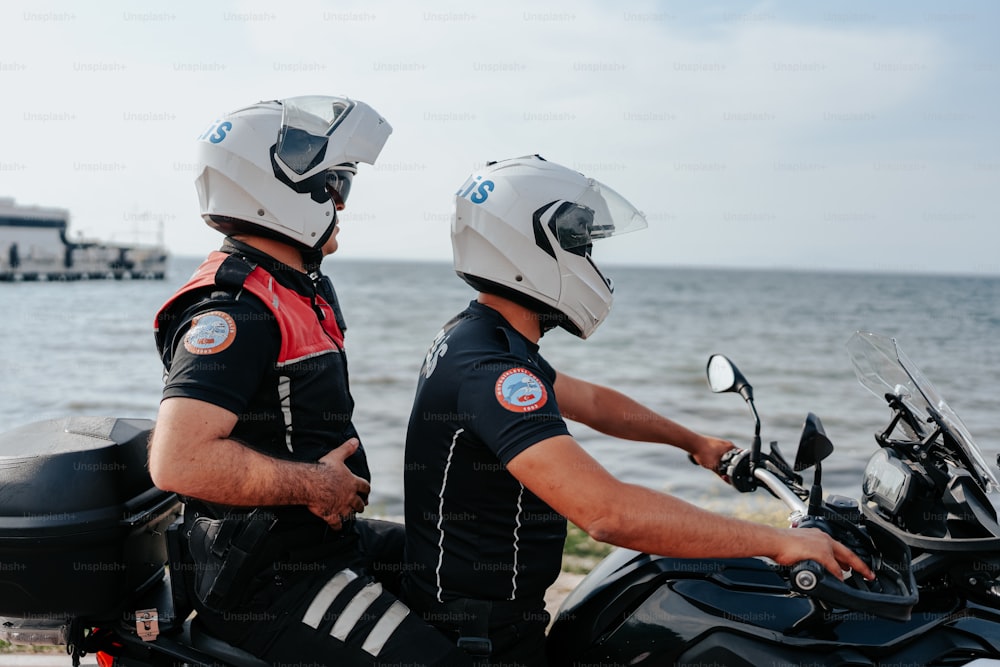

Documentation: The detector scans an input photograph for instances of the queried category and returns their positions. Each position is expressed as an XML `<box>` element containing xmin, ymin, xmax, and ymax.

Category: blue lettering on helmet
<box><xmin>197</xmin><ymin>120</ymin><xmax>233</xmax><ymax>144</ymax></box>
<box><xmin>456</xmin><ymin>175</ymin><xmax>495</xmax><ymax>205</ymax></box>
<box><xmin>209</xmin><ymin>121</ymin><xmax>232</xmax><ymax>144</ymax></box>
<box><xmin>470</xmin><ymin>180</ymin><xmax>494</xmax><ymax>204</ymax></box>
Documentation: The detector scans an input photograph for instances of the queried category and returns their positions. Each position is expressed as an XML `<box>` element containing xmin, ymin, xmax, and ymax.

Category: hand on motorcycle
<box><xmin>307</xmin><ymin>438</ymin><xmax>371</xmax><ymax>530</ymax></box>
<box><xmin>774</xmin><ymin>527</ymin><xmax>875</xmax><ymax>581</ymax></box>
<box><xmin>689</xmin><ymin>445</ymin><xmax>750</xmax><ymax>490</ymax></box>
<box><xmin>688</xmin><ymin>437</ymin><xmax>738</xmax><ymax>478</ymax></box>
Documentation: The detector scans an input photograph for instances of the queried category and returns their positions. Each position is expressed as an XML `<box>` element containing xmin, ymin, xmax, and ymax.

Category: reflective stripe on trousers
<box><xmin>300</xmin><ymin>568</ymin><xmax>411</xmax><ymax>657</ymax></box>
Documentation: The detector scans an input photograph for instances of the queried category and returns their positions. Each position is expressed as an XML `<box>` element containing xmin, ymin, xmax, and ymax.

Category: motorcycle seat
<box><xmin>189</xmin><ymin>620</ymin><xmax>271</xmax><ymax>667</ymax></box>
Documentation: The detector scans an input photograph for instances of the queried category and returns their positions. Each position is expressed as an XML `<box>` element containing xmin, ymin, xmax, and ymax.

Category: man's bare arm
<box><xmin>553</xmin><ymin>372</ymin><xmax>734</xmax><ymax>471</ymax></box>
<box><xmin>148</xmin><ymin>397</ymin><xmax>369</xmax><ymax>529</ymax></box>
<box><xmin>506</xmin><ymin>434</ymin><xmax>873</xmax><ymax>580</ymax></box>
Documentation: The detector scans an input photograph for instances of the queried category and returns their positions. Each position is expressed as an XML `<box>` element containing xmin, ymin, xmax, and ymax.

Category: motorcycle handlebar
<box><xmin>692</xmin><ymin>445</ymin><xmax>919</xmax><ymax>620</ymax></box>
<box><xmin>717</xmin><ymin>448</ymin><xmax>806</xmax><ymax>508</ymax></box>
<box><xmin>789</xmin><ymin>557</ymin><xmax>917</xmax><ymax>622</ymax></box>
<box><xmin>725</xmin><ymin>453</ymin><xmax>918</xmax><ymax>620</ymax></box>
<box><xmin>755</xmin><ymin>467</ymin><xmax>916</xmax><ymax>620</ymax></box>
<box><xmin>753</xmin><ymin>468</ymin><xmax>807</xmax><ymax>514</ymax></box>
<box><xmin>757</xmin><ymin>472</ymin><xmax>919</xmax><ymax>622</ymax></box>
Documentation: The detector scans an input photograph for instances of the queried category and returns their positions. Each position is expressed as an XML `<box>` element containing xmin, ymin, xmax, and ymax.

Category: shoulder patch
<box><xmin>495</xmin><ymin>367</ymin><xmax>548</xmax><ymax>412</ymax></box>
<box><xmin>183</xmin><ymin>310</ymin><xmax>237</xmax><ymax>355</ymax></box>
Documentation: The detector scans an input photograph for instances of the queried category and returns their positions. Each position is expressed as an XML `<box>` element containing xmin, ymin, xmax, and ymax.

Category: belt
<box><xmin>406</xmin><ymin>588</ymin><xmax>548</xmax><ymax>657</ymax></box>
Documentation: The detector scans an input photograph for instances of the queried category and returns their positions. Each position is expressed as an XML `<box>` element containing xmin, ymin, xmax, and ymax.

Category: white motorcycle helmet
<box><xmin>452</xmin><ymin>155</ymin><xmax>646</xmax><ymax>339</ymax></box>
<box><xmin>194</xmin><ymin>95</ymin><xmax>392</xmax><ymax>250</ymax></box>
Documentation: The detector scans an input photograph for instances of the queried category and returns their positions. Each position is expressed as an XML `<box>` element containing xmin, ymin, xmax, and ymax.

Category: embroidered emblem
<box><xmin>184</xmin><ymin>311</ymin><xmax>237</xmax><ymax>355</ymax></box>
<box><xmin>495</xmin><ymin>367</ymin><xmax>548</xmax><ymax>412</ymax></box>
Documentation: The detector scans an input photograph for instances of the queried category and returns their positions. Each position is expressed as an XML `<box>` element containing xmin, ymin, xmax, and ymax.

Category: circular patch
<box><xmin>183</xmin><ymin>311</ymin><xmax>237</xmax><ymax>355</ymax></box>
<box><xmin>495</xmin><ymin>367</ymin><xmax>548</xmax><ymax>413</ymax></box>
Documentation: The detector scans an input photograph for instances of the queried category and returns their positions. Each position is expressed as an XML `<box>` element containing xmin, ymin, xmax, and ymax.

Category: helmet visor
<box><xmin>550</xmin><ymin>178</ymin><xmax>647</xmax><ymax>254</ymax></box>
<box><xmin>326</xmin><ymin>166</ymin><xmax>356</xmax><ymax>210</ymax></box>
<box><xmin>275</xmin><ymin>96</ymin><xmax>355</xmax><ymax>176</ymax></box>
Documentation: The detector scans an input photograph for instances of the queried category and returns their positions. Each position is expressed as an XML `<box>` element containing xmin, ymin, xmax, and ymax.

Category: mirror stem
<box><xmin>807</xmin><ymin>461</ymin><xmax>823</xmax><ymax>516</ymax></box>
<box><xmin>747</xmin><ymin>398</ymin><xmax>762</xmax><ymax>471</ymax></box>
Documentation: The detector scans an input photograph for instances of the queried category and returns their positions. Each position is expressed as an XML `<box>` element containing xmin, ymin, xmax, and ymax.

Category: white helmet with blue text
<box><xmin>452</xmin><ymin>155</ymin><xmax>646</xmax><ymax>339</ymax></box>
<box><xmin>194</xmin><ymin>95</ymin><xmax>392</xmax><ymax>250</ymax></box>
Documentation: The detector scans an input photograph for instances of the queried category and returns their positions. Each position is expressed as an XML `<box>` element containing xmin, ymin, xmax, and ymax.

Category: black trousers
<box><xmin>195</xmin><ymin>519</ymin><xmax>472</xmax><ymax>666</ymax></box>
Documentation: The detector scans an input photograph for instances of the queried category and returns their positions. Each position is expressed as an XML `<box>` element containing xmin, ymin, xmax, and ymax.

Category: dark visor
<box><xmin>549</xmin><ymin>202</ymin><xmax>597</xmax><ymax>256</ymax></box>
<box><xmin>326</xmin><ymin>168</ymin><xmax>355</xmax><ymax>209</ymax></box>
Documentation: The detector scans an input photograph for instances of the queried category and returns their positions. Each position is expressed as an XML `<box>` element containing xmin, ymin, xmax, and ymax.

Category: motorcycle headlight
<box><xmin>863</xmin><ymin>448</ymin><xmax>913</xmax><ymax>515</ymax></box>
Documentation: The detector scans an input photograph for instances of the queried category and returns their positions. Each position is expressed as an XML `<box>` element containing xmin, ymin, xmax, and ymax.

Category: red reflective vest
<box><xmin>154</xmin><ymin>251</ymin><xmax>344</xmax><ymax>365</ymax></box>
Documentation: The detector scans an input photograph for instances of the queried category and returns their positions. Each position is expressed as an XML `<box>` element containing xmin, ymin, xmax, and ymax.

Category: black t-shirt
<box><xmin>404</xmin><ymin>301</ymin><xmax>572</xmax><ymax>607</ymax></box>
<box><xmin>156</xmin><ymin>239</ymin><xmax>370</xmax><ymax>528</ymax></box>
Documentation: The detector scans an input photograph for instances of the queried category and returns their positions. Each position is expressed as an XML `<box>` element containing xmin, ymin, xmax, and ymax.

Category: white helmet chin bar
<box><xmin>452</xmin><ymin>155</ymin><xmax>646</xmax><ymax>339</ymax></box>
<box><xmin>195</xmin><ymin>95</ymin><xmax>392</xmax><ymax>250</ymax></box>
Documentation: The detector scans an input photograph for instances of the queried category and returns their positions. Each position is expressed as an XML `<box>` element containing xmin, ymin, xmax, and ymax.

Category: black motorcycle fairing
<box><xmin>675</xmin><ymin>615</ymin><xmax>1000</xmax><ymax>667</ymax></box>
<box><xmin>551</xmin><ymin>559</ymin><xmax>994</xmax><ymax>667</ymax></box>
<box><xmin>547</xmin><ymin>556</ymin><xmax>776</xmax><ymax>657</ymax></box>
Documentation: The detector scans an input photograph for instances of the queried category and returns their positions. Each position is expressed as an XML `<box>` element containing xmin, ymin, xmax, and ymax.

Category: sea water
<box><xmin>2</xmin><ymin>256</ymin><xmax>999</xmax><ymax>517</ymax></box>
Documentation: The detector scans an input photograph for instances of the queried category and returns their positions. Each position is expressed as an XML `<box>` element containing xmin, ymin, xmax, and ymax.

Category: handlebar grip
<box><xmin>687</xmin><ymin>448</ymin><xmax>740</xmax><ymax>470</ymax></box>
<box><xmin>689</xmin><ymin>449</ymin><xmax>757</xmax><ymax>492</ymax></box>
<box><xmin>788</xmin><ymin>558</ymin><xmax>916</xmax><ymax>621</ymax></box>
<box><xmin>723</xmin><ymin>448</ymin><xmax>756</xmax><ymax>492</ymax></box>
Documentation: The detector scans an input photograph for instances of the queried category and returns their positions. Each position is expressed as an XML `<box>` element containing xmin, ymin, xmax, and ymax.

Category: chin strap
<box><xmin>309</xmin><ymin>271</ymin><xmax>349</xmax><ymax>333</ymax></box>
<box><xmin>301</xmin><ymin>248</ymin><xmax>324</xmax><ymax>273</ymax></box>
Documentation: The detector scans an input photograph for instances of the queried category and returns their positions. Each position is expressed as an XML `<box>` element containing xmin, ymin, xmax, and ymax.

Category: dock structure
<box><xmin>0</xmin><ymin>198</ymin><xmax>167</xmax><ymax>282</ymax></box>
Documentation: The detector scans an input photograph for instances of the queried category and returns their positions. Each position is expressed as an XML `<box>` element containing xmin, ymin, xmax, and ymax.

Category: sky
<box><xmin>1</xmin><ymin>0</ymin><xmax>997</xmax><ymax>275</ymax></box>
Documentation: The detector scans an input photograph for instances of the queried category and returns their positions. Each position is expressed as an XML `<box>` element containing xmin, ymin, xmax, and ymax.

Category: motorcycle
<box><xmin>547</xmin><ymin>331</ymin><xmax>1000</xmax><ymax>666</ymax></box>
<box><xmin>7</xmin><ymin>331</ymin><xmax>1000</xmax><ymax>666</ymax></box>
<box><xmin>0</xmin><ymin>416</ymin><xmax>271</xmax><ymax>666</ymax></box>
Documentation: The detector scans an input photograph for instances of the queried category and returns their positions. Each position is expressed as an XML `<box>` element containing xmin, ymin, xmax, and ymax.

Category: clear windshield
<box><xmin>846</xmin><ymin>331</ymin><xmax>999</xmax><ymax>493</ymax></box>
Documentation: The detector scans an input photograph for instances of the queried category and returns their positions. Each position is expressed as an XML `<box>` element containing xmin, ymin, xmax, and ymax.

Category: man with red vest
<box><xmin>150</xmin><ymin>96</ymin><xmax>470</xmax><ymax>666</ymax></box>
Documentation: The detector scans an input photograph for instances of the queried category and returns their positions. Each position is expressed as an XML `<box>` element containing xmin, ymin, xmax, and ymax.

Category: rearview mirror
<box><xmin>706</xmin><ymin>354</ymin><xmax>753</xmax><ymax>402</ymax></box>
<box><xmin>795</xmin><ymin>412</ymin><xmax>834</xmax><ymax>471</ymax></box>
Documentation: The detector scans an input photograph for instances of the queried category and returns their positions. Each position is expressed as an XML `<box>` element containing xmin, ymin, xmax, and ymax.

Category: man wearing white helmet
<box><xmin>402</xmin><ymin>155</ymin><xmax>874</xmax><ymax>665</ymax></box>
<box><xmin>150</xmin><ymin>96</ymin><xmax>470</xmax><ymax>666</ymax></box>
